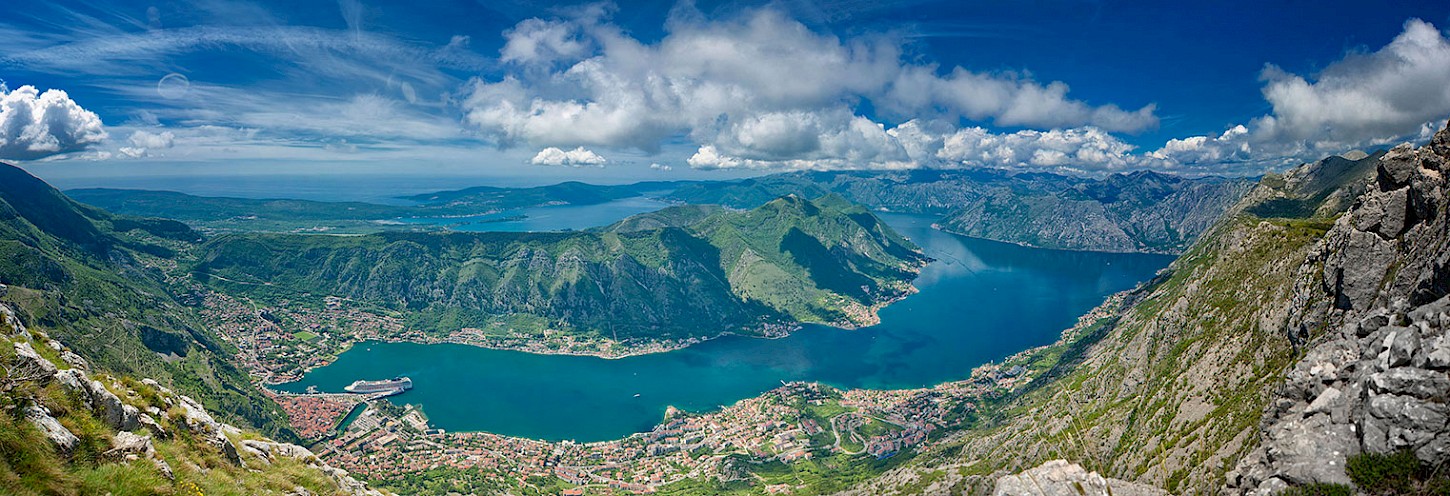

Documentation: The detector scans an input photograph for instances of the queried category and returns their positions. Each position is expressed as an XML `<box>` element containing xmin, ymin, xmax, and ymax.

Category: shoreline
<box><xmin>269</xmin><ymin>289</ymin><xmax>1130</xmax><ymax>444</ymax></box>
<box><xmin>930</xmin><ymin>223</ymin><xmax>1184</xmax><ymax>256</ymax></box>
<box><xmin>260</xmin><ymin>264</ymin><xmax>929</xmax><ymax>381</ymax></box>
<box><xmin>261</xmin><ymin>281</ymin><xmax>922</xmax><ymax>388</ymax></box>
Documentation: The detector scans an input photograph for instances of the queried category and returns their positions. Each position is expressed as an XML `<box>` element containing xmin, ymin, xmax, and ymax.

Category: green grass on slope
<box><xmin>0</xmin><ymin>164</ymin><xmax>295</xmax><ymax>442</ymax></box>
<box><xmin>0</xmin><ymin>342</ymin><xmax>348</xmax><ymax>496</ymax></box>
<box><xmin>905</xmin><ymin>213</ymin><xmax>1334</xmax><ymax>494</ymax></box>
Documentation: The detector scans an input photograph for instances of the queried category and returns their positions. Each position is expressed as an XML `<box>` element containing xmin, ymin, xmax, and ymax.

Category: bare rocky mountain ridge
<box><xmin>1230</xmin><ymin>125</ymin><xmax>1450</xmax><ymax>493</ymax></box>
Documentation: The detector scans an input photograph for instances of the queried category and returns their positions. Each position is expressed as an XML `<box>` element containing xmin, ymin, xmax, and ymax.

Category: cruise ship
<box><xmin>344</xmin><ymin>376</ymin><xmax>413</xmax><ymax>394</ymax></box>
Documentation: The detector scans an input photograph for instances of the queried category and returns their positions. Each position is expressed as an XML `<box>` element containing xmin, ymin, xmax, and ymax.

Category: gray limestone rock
<box><xmin>994</xmin><ymin>460</ymin><xmax>1167</xmax><ymax>496</ymax></box>
<box><xmin>1364</xmin><ymin>394</ymin><xmax>1448</xmax><ymax>454</ymax></box>
<box><xmin>1376</xmin><ymin>187</ymin><xmax>1411</xmax><ymax>238</ymax></box>
<box><xmin>1305</xmin><ymin>387</ymin><xmax>1349</xmax><ymax>423</ymax></box>
<box><xmin>0</xmin><ymin>304</ymin><xmax>24</xmax><ymax>336</ymax></box>
<box><xmin>138</xmin><ymin>413</ymin><xmax>169</xmax><ymax>439</ymax></box>
<box><xmin>1369</xmin><ymin>368</ymin><xmax>1450</xmax><ymax>399</ymax></box>
<box><xmin>105</xmin><ymin>431</ymin><xmax>155</xmax><ymax>460</ymax></box>
<box><xmin>88</xmin><ymin>379</ymin><xmax>141</xmax><ymax>431</ymax></box>
<box><xmin>1417</xmin><ymin>433</ymin><xmax>1450</xmax><ymax>464</ymax></box>
<box><xmin>1382</xmin><ymin>328</ymin><xmax>1419</xmax><ymax>368</ymax></box>
<box><xmin>1263</xmin><ymin>414</ymin><xmax>1357</xmax><ymax>486</ymax></box>
<box><xmin>1428</xmin><ymin>335</ymin><xmax>1450</xmax><ymax>369</ymax></box>
<box><xmin>152</xmin><ymin>457</ymin><xmax>175</xmax><ymax>481</ymax></box>
<box><xmin>58</xmin><ymin>350</ymin><xmax>87</xmax><ymax>370</ymax></box>
<box><xmin>53</xmin><ymin>369</ymin><xmax>88</xmax><ymax>403</ymax></box>
<box><xmin>1359</xmin><ymin>312</ymin><xmax>1392</xmax><ymax>337</ymax></box>
<box><xmin>12</xmin><ymin>341</ymin><xmax>57</xmax><ymax>381</ymax></box>
<box><xmin>1333</xmin><ymin>230</ymin><xmax>1393</xmax><ymax>311</ymax></box>
<box><xmin>24</xmin><ymin>405</ymin><xmax>79</xmax><ymax>453</ymax></box>
<box><xmin>1256</xmin><ymin>477</ymin><xmax>1290</xmax><ymax>496</ymax></box>
<box><xmin>213</xmin><ymin>432</ymin><xmax>246</xmax><ymax>468</ymax></box>
<box><xmin>175</xmin><ymin>394</ymin><xmax>221</xmax><ymax>436</ymax></box>
<box><xmin>1379</xmin><ymin>145</ymin><xmax>1420</xmax><ymax>187</ymax></box>
<box><xmin>241</xmin><ymin>439</ymin><xmax>318</xmax><ymax>464</ymax></box>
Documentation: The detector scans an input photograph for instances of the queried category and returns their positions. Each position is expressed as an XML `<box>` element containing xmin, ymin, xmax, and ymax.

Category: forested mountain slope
<box><xmin>0</xmin><ymin>162</ymin><xmax>294</xmax><ymax>439</ymax></box>
<box><xmin>192</xmin><ymin>194</ymin><xmax>928</xmax><ymax>340</ymax></box>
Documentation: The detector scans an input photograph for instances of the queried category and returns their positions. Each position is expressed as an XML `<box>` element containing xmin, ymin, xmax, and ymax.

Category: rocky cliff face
<box><xmin>1230</xmin><ymin>126</ymin><xmax>1450</xmax><ymax>494</ymax></box>
<box><xmin>937</xmin><ymin>171</ymin><xmax>1255</xmax><ymax>254</ymax></box>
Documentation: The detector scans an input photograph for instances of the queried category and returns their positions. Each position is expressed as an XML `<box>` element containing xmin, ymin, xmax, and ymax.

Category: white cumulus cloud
<box><xmin>117</xmin><ymin>129</ymin><xmax>177</xmax><ymax>158</ymax></box>
<box><xmin>0</xmin><ymin>84</ymin><xmax>107</xmax><ymax>160</ymax></box>
<box><xmin>530</xmin><ymin>146</ymin><xmax>607</xmax><ymax>167</ymax></box>
<box><xmin>500</xmin><ymin>17</ymin><xmax>592</xmax><ymax>66</ymax></box>
<box><xmin>1152</xmin><ymin>19</ymin><xmax>1450</xmax><ymax>171</ymax></box>
<box><xmin>464</xmin><ymin>5</ymin><xmax>1158</xmax><ymax>170</ymax></box>
<box><xmin>1259</xmin><ymin>19</ymin><xmax>1450</xmax><ymax>143</ymax></box>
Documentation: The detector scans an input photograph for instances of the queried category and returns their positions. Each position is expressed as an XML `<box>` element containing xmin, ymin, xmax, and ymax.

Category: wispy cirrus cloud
<box><xmin>0</xmin><ymin>1</ymin><xmax>488</xmax><ymax>160</ymax></box>
<box><xmin>1</xmin><ymin>25</ymin><xmax>488</xmax><ymax>81</ymax></box>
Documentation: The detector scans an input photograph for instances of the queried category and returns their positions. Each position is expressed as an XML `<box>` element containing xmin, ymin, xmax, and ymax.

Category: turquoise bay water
<box><xmin>278</xmin><ymin>212</ymin><xmax>1172</xmax><ymax>442</ymax></box>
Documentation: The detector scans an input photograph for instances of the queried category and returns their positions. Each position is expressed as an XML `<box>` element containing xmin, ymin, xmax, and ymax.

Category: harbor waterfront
<box><xmin>276</xmin><ymin>213</ymin><xmax>1172</xmax><ymax>442</ymax></box>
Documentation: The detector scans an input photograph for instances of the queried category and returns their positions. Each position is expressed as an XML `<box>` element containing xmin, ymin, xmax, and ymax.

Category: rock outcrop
<box><xmin>23</xmin><ymin>404</ymin><xmax>79</xmax><ymax>453</ymax></box>
<box><xmin>12</xmin><ymin>341</ymin><xmax>57</xmax><ymax>380</ymax></box>
<box><xmin>1231</xmin><ymin>122</ymin><xmax>1450</xmax><ymax>493</ymax></box>
<box><xmin>1232</xmin><ymin>297</ymin><xmax>1450</xmax><ymax>493</ymax></box>
<box><xmin>995</xmin><ymin>460</ymin><xmax>1167</xmax><ymax>496</ymax></box>
<box><xmin>0</xmin><ymin>302</ymin><xmax>386</xmax><ymax>496</ymax></box>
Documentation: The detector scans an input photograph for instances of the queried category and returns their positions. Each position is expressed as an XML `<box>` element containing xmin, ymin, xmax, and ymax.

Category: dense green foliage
<box><xmin>193</xmin><ymin>195</ymin><xmax>926</xmax><ymax>340</ymax></box>
<box><xmin>1346</xmin><ymin>450</ymin><xmax>1450</xmax><ymax>496</ymax></box>
<box><xmin>0</xmin><ymin>163</ymin><xmax>295</xmax><ymax>440</ymax></box>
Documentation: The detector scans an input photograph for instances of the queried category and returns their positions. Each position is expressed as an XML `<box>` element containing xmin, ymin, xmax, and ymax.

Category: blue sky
<box><xmin>2</xmin><ymin>0</ymin><xmax>1449</xmax><ymax>185</ymax></box>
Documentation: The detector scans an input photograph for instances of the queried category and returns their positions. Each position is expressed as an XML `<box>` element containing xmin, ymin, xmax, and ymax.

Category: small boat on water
<box><xmin>634</xmin><ymin>393</ymin><xmax>641</xmax><ymax>398</ymax></box>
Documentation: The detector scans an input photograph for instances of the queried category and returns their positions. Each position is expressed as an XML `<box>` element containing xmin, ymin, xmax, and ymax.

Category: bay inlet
<box><xmin>277</xmin><ymin>210</ymin><xmax>1171</xmax><ymax>441</ymax></box>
